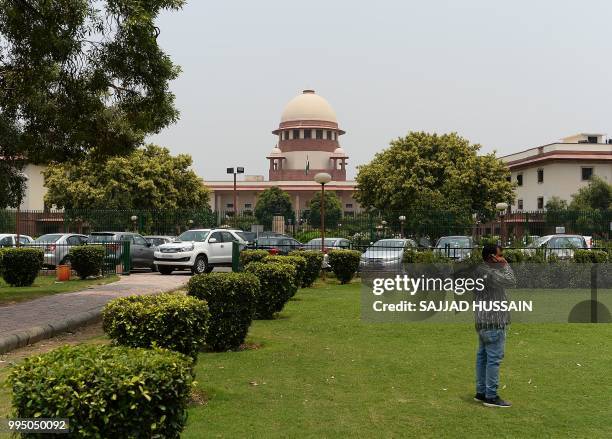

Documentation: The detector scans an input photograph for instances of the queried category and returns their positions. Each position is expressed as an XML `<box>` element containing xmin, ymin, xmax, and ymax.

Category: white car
<box><xmin>154</xmin><ymin>229</ymin><xmax>247</xmax><ymax>275</ymax></box>
<box><xmin>0</xmin><ymin>233</ymin><xmax>34</xmax><ymax>247</ymax></box>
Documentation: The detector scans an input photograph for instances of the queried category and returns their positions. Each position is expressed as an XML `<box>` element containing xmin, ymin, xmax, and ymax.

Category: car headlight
<box><xmin>182</xmin><ymin>244</ymin><xmax>194</xmax><ymax>252</ymax></box>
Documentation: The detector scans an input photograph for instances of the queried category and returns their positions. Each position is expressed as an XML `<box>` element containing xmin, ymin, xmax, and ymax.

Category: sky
<box><xmin>149</xmin><ymin>0</ymin><xmax>612</xmax><ymax>181</ymax></box>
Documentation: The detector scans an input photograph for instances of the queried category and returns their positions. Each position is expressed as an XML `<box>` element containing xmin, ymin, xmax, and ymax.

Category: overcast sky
<box><xmin>149</xmin><ymin>0</ymin><xmax>612</xmax><ymax>181</ymax></box>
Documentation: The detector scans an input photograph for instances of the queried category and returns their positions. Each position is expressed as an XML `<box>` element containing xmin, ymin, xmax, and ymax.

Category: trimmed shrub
<box><xmin>245</xmin><ymin>262</ymin><xmax>296</xmax><ymax>319</ymax></box>
<box><xmin>502</xmin><ymin>249</ymin><xmax>525</xmax><ymax>264</ymax></box>
<box><xmin>328</xmin><ymin>249</ymin><xmax>361</xmax><ymax>284</ymax></box>
<box><xmin>264</xmin><ymin>254</ymin><xmax>306</xmax><ymax>295</ymax></box>
<box><xmin>9</xmin><ymin>345</ymin><xmax>193</xmax><ymax>438</ymax></box>
<box><xmin>403</xmin><ymin>249</ymin><xmax>450</xmax><ymax>264</ymax></box>
<box><xmin>69</xmin><ymin>245</ymin><xmax>105</xmax><ymax>279</ymax></box>
<box><xmin>289</xmin><ymin>250</ymin><xmax>323</xmax><ymax>287</ymax></box>
<box><xmin>1</xmin><ymin>247</ymin><xmax>43</xmax><ymax>287</ymax></box>
<box><xmin>103</xmin><ymin>293</ymin><xmax>210</xmax><ymax>358</ymax></box>
<box><xmin>574</xmin><ymin>249</ymin><xmax>608</xmax><ymax>263</ymax></box>
<box><xmin>240</xmin><ymin>249</ymin><xmax>270</xmax><ymax>268</ymax></box>
<box><xmin>187</xmin><ymin>272</ymin><xmax>259</xmax><ymax>351</ymax></box>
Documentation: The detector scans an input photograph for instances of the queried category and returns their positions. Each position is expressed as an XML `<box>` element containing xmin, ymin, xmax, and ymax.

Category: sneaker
<box><xmin>483</xmin><ymin>396</ymin><xmax>512</xmax><ymax>408</ymax></box>
<box><xmin>474</xmin><ymin>393</ymin><xmax>486</xmax><ymax>402</ymax></box>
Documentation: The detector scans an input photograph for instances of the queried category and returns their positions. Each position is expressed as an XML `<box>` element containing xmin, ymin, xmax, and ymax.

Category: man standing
<box><xmin>474</xmin><ymin>244</ymin><xmax>515</xmax><ymax>408</ymax></box>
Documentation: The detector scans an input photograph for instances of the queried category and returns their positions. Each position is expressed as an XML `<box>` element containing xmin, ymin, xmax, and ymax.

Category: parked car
<box><xmin>88</xmin><ymin>232</ymin><xmax>156</xmax><ymax>271</ymax></box>
<box><xmin>0</xmin><ymin>234</ymin><xmax>34</xmax><ymax>247</ymax></box>
<box><xmin>359</xmin><ymin>238</ymin><xmax>417</xmax><ymax>271</ymax></box>
<box><xmin>233</xmin><ymin>231</ymin><xmax>257</xmax><ymax>244</ymax></box>
<box><xmin>434</xmin><ymin>236</ymin><xmax>474</xmax><ymax>261</ymax></box>
<box><xmin>525</xmin><ymin>234</ymin><xmax>588</xmax><ymax>259</ymax></box>
<box><xmin>304</xmin><ymin>237</ymin><xmax>351</xmax><ymax>251</ymax></box>
<box><xmin>28</xmin><ymin>233</ymin><xmax>88</xmax><ymax>268</ymax></box>
<box><xmin>255</xmin><ymin>236</ymin><xmax>303</xmax><ymax>255</ymax></box>
<box><xmin>144</xmin><ymin>235</ymin><xmax>175</xmax><ymax>247</ymax></box>
<box><xmin>154</xmin><ymin>228</ymin><xmax>248</xmax><ymax>275</ymax></box>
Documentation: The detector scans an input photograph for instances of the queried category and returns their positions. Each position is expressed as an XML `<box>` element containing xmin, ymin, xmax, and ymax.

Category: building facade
<box><xmin>501</xmin><ymin>133</ymin><xmax>612</xmax><ymax>211</ymax></box>
<box><xmin>206</xmin><ymin>90</ymin><xmax>359</xmax><ymax>214</ymax></box>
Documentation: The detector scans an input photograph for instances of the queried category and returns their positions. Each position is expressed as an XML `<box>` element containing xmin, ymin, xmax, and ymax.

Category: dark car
<box><xmin>255</xmin><ymin>236</ymin><xmax>303</xmax><ymax>255</ymax></box>
<box><xmin>88</xmin><ymin>232</ymin><xmax>156</xmax><ymax>271</ymax></box>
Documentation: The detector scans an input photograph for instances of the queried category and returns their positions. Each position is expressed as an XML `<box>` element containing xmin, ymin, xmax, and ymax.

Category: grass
<box><xmin>0</xmin><ymin>275</ymin><xmax>119</xmax><ymax>305</ymax></box>
<box><xmin>0</xmin><ymin>280</ymin><xmax>611</xmax><ymax>437</ymax></box>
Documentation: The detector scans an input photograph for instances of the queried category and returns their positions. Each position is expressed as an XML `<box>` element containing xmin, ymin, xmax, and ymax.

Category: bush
<box><xmin>289</xmin><ymin>250</ymin><xmax>322</xmax><ymax>287</ymax></box>
<box><xmin>1</xmin><ymin>248</ymin><xmax>43</xmax><ymax>287</ymax></box>
<box><xmin>69</xmin><ymin>245</ymin><xmax>105</xmax><ymax>279</ymax></box>
<box><xmin>502</xmin><ymin>249</ymin><xmax>525</xmax><ymax>263</ymax></box>
<box><xmin>327</xmin><ymin>249</ymin><xmax>361</xmax><ymax>284</ymax></box>
<box><xmin>103</xmin><ymin>293</ymin><xmax>210</xmax><ymax>358</ymax></box>
<box><xmin>403</xmin><ymin>249</ymin><xmax>450</xmax><ymax>264</ymax></box>
<box><xmin>187</xmin><ymin>272</ymin><xmax>259</xmax><ymax>351</ymax></box>
<box><xmin>9</xmin><ymin>345</ymin><xmax>193</xmax><ymax>438</ymax></box>
<box><xmin>240</xmin><ymin>249</ymin><xmax>270</xmax><ymax>268</ymax></box>
<box><xmin>245</xmin><ymin>262</ymin><xmax>296</xmax><ymax>319</ymax></box>
<box><xmin>574</xmin><ymin>249</ymin><xmax>608</xmax><ymax>263</ymax></box>
<box><xmin>264</xmin><ymin>255</ymin><xmax>306</xmax><ymax>295</ymax></box>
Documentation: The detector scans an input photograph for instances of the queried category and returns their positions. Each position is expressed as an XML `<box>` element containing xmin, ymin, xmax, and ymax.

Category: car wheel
<box><xmin>159</xmin><ymin>266</ymin><xmax>173</xmax><ymax>275</ymax></box>
<box><xmin>192</xmin><ymin>255</ymin><xmax>208</xmax><ymax>275</ymax></box>
<box><xmin>150</xmin><ymin>263</ymin><xmax>158</xmax><ymax>273</ymax></box>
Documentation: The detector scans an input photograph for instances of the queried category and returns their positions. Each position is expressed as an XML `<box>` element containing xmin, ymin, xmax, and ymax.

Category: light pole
<box><xmin>227</xmin><ymin>167</ymin><xmax>245</xmax><ymax>216</ymax></box>
<box><xmin>130</xmin><ymin>215</ymin><xmax>138</xmax><ymax>233</ymax></box>
<box><xmin>496</xmin><ymin>202</ymin><xmax>509</xmax><ymax>246</ymax></box>
<box><xmin>399</xmin><ymin>215</ymin><xmax>406</xmax><ymax>238</ymax></box>
<box><xmin>15</xmin><ymin>173</ymin><xmax>29</xmax><ymax>248</ymax></box>
<box><xmin>314</xmin><ymin>172</ymin><xmax>332</xmax><ymax>253</ymax></box>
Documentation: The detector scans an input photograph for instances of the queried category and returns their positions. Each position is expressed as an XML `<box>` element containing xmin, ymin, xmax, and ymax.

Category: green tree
<box><xmin>43</xmin><ymin>145</ymin><xmax>209</xmax><ymax>210</ymax></box>
<box><xmin>545</xmin><ymin>196</ymin><xmax>568</xmax><ymax>211</ymax></box>
<box><xmin>254</xmin><ymin>187</ymin><xmax>294</xmax><ymax>227</ymax></box>
<box><xmin>354</xmin><ymin>132</ymin><xmax>514</xmax><ymax>222</ymax></box>
<box><xmin>306</xmin><ymin>191</ymin><xmax>342</xmax><ymax>230</ymax></box>
<box><xmin>569</xmin><ymin>177</ymin><xmax>611</xmax><ymax>211</ymax></box>
<box><xmin>0</xmin><ymin>0</ymin><xmax>183</xmax><ymax>206</ymax></box>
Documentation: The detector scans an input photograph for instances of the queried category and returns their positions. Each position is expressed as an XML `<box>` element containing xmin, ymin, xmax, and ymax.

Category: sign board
<box><xmin>251</xmin><ymin>224</ymin><xmax>264</xmax><ymax>233</ymax></box>
<box><xmin>555</xmin><ymin>226</ymin><xmax>565</xmax><ymax>234</ymax></box>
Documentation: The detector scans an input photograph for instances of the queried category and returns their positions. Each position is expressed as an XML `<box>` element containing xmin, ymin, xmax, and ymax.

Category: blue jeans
<box><xmin>476</xmin><ymin>328</ymin><xmax>506</xmax><ymax>399</ymax></box>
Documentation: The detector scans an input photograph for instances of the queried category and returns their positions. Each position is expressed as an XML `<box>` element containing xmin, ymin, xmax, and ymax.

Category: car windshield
<box><xmin>372</xmin><ymin>240</ymin><xmax>405</xmax><ymax>248</ymax></box>
<box><xmin>436</xmin><ymin>237</ymin><xmax>471</xmax><ymax>248</ymax></box>
<box><xmin>177</xmin><ymin>230</ymin><xmax>209</xmax><ymax>242</ymax></box>
<box><xmin>89</xmin><ymin>234</ymin><xmax>118</xmax><ymax>243</ymax></box>
<box><xmin>34</xmin><ymin>234</ymin><xmax>63</xmax><ymax>243</ymax></box>
<box><xmin>528</xmin><ymin>236</ymin><xmax>550</xmax><ymax>248</ymax></box>
<box><xmin>306</xmin><ymin>239</ymin><xmax>337</xmax><ymax>246</ymax></box>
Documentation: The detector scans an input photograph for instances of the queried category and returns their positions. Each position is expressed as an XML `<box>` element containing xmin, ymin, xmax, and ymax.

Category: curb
<box><xmin>0</xmin><ymin>309</ymin><xmax>102</xmax><ymax>355</ymax></box>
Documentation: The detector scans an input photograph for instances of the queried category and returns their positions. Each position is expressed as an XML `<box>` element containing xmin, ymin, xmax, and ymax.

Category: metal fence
<box><xmin>1</xmin><ymin>208</ymin><xmax>610</xmax><ymax>245</ymax></box>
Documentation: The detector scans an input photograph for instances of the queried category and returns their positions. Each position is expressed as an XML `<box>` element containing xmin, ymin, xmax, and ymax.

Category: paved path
<box><xmin>0</xmin><ymin>273</ymin><xmax>190</xmax><ymax>353</ymax></box>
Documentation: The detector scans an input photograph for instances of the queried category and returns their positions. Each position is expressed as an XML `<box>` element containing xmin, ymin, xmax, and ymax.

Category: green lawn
<box><xmin>0</xmin><ymin>275</ymin><xmax>119</xmax><ymax>305</ymax></box>
<box><xmin>185</xmin><ymin>281</ymin><xmax>612</xmax><ymax>438</ymax></box>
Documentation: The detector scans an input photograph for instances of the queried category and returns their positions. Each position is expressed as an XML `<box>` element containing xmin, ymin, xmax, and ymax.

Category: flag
<box><xmin>305</xmin><ymin>155</ymin><xmax>310</xmax><ymax>175</ymax></box>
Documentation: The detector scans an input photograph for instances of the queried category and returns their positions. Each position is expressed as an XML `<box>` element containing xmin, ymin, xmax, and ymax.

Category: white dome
<box><xmin>268</xmin><ymin>146</ymin><xmax>283</xmax><ymax>156</ymax></box>
<box><xmin>280</xmin><ymin>90</ymin><xmax>337</xmax><ymax>123</ymax></box>
<box><xmin>333</xmin><ymin>147</ymin><xmax>346</xmax><ymax>154</ymax></box>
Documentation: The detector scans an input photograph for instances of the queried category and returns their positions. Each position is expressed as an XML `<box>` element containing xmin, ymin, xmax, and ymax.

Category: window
<box><xmin>537</xmin><ymin>197</ymin><xmax>544</xmax><ymax>210</ymax></box>
<box><xmin>304</xmin><ymin>129</ymin><xmax>312</xmax><ymax>139</ymax></box>
<box><xmin>292</xmin><ymin>129</ymin><xmax>300</xmax><ymax>139</ymax></box>
<box><xmin>587</xmin><ymin>136</ymin><xmax>598</xmax><ymax>143</ymax></box>
<box><xmin>326</xmin><ymin>130</ymin><xmax>332</xmax><ymax>139</ymax></box>
<box><xmin>345</xmin><ymin>203</ymin><xmax>353</xmax><ymax>208</ymax></box>
<box><xmin>517</xmin><ymin>199</ymin><xmax>523</xmax><ymax>210</ymax></box>
<box><xmin>221</xmin><ymin>231</ymin><xmax>235</xmax><ymax>242</ymax></box>
<box><xmin>66</xmin><ymin>235</ymin><xmax>81</xmax><ymax>245</ymax></box>
<box><xmin>581</xmin><ymin>167</ymin><xmax>593</xmax><ymax>181</ymax></box>
<box><xmin>283</xmin><ymin>131</ymin><xmax>289</xmax><ymax>140</ymax></box>
<box><xmin>132</xmin><ymin>235</ymin><xmax>147</xmax><ymax>246</ymax></box>
<box><xmin>226</xmin><ymin>203</ymin><xmax>233</xmax><ymax>208</ymax></box>
<box><xmin>244</xmin><ymin>203</ymin><xmax>252</xmax><ymax>209</ymax></box>
<box><xmin>316</xmin><ymin>129</ymin><xmax>323</xmax><ymax>139</ymax></box>
<box><xmin>537</xmin><ymin>169</ymin><xmax>544</xmax><ymax>183</ymax></box>
<box><xmin>517</xmin><ymin>174</ymin><xmax>523</xmax><ymax>186</ymax></box>
<box><xmin>209</xmin><ymin>231</ymin><xmax>223</xmax><ymax>243</ymax></box>
<box><xmin>0</xmin><ymin>236</ymin><xmax>12</xmax><ymax>247</ymax></box>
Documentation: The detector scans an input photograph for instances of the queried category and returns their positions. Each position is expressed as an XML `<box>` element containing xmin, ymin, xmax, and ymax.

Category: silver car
<box><xmin>0</xmin><ymin>234</ymin><xmax>34</xmax><ymax>247</ymax></box>
<box><xmin>30</xmin><ymin>233</ymin><xmax>89</xmax><ymax>268</ymax></box>
<box><xmin>434</xmin><ymin>236</ymin><xmax>473</xmax><ymax>261</ymax></box>
<box><xmin>525</xmin><ymin>235</ymin><xmax>587</xmax><ymax>260</ymax></box>
<box><xmin>89</xmin><ymin>232</ymin><xmax>156</xmax><ymax>271</ymax></box>
<box><xmin>359</xmin><ymin>238</ymin><xmax>417</xmax><ymax>271</ymax></box>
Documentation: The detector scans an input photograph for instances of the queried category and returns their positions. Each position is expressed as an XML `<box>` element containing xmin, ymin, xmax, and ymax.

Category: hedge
<box><xmin>289</xmin><ymin>250</ymin><xmax>322</xmax><ymax>287</ymax></box>
<box><xmin>187</xmin><ymin>272</ymin><xmax>259</xmax><ymax>351</ymax></box>
<box><xmin>1</xmin><ymin>247</ymin><xmax>43</xmax><ymax>287</ymax></box>
<box><xmin>264</xmin><ymin>254</ymin><xmax>306</xmax><ymax>296</ymax></box>
<box><xmin>239</xmin><ymin>249</ymin><xmax>270</xmax><ymax>268</ymax></box>
<box><xmin>403</xmin><ymin>249</ymin><xmax>450</xmax><ymax>264</ymax></box>
<box><xmin>245</xmin><ymin>261</ymin><xmax>296</xmax><ymax>319</ymax></box>
<box><xmin>69</xmin><ymin>245</ymin><xmax>106</xmax><ymax>279</ymax></box>
<box><xmin>574</xmin><ymin>249</ymin><xmax>608</xmax><ymax>263</ymax></box>
<box><xmin>103</xmin><ymin>293</ymin><xmax>210</xmax><ymax>358</ymax></box>
<box><xmin>328</xmin><ymin>250</ymin><xmax>361</xmax><ymax>284</ymax></box>
<box><xmin>9</xmin><ymin>345</ymin><xmax>193</xmax><ymax>438</ymax></box>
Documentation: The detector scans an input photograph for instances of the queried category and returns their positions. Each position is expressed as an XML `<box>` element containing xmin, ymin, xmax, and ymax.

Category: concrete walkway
<box><xmin>0</xmin><ymin>273</ymin><xmax>190</xmax><ymax>353</ymax></box>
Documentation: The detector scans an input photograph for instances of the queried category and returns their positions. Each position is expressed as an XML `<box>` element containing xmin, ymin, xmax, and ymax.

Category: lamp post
<box><xmin>399</xmin><ymin>215</ymin><xmax>406</xmax><ymax>238</ymax></box>
<box><xmin>130</xmin><ymin>215</ymin><xmax>138</xmax><ymax>233</ymax></box>
<box><xmin>227</xmin><ymin>167</ymin><xmax>245</xmax><ymax>216</ymax></box>
<box><xmin>496</xmin><ymin>202</ymin><xmax>509</xmax><ymax>246</ymax></box>
<box><xmin>314</xmin><ymin>172</ymin><xmax>332</xmax><ymax>254</ymax></box>
<box><xmin>15</xmin><ymin>173</ymin><xmax>29</xmax><ymax>248</ymax></box>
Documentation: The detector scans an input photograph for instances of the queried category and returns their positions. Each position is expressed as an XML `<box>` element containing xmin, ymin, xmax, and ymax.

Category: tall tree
<box><xmin>569</xmin><ymin>176</ymin><xmax>611</xmax><ymax>211</ymax></box>
<box><xmin>43</xmin><ymin>145</ymin><xmax>209</xmax><ymax>210</ymax></box>
<box><xmin>306</xmin><ymin>191</ymin><xmax>342</xmax><ymax>229</ymax></box>
<box><xmin>354</xmin><ymin>132</ymin><xmax>514</xmax><ymax>222</ymax></box>
<box><xmin>254</xmin><ymin>187</ymin><xmax>294</xmax><ymax>226</ymax></box>
<box><xmin>0</xmin><ymin>0</ymin><xmax>183</xmax><ymax>207</ymax></box>
<box><xmin>545</xmin><ymin>196</ymin><xmax>568</xmax><ymax>211</ymax></box>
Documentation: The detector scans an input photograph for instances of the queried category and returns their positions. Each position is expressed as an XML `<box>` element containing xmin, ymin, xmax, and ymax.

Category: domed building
<box><xmin>206</xmin><ymin>90</ymin><xmax>358</xmax><ymax>215</ymax></box>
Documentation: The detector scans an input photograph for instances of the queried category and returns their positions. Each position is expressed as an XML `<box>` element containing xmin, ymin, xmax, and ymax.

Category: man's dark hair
<box><xmin>482</xmin><ymin>244</ymin><xmax>500</xmax><ymax>261</ymax></box>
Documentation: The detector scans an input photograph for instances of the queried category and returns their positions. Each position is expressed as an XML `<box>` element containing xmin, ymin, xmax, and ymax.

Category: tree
<box><xmin>254</xmin><ymin>187</ymin><xmax>294</xmax><ymax>227</ymax></box>
<box><xmin>43</xmin><ymin>145</ymin><xmax>209</xmax><ymax>210</ymax></box>
<box><xmin>569</xmin><ymin>177</ymin><xmax>611</xmax><ymax>211</ymax></box>
<box><xmin>354</xmin><ymin>132</ymin><xmax>514</xmax><ymax>222</ymax></box>
<box><xmin>545</xmin><ymin>196</ymin><xmax>568</xmax><ymax>211</ymax></box>
<box><xmin>0</xmin><ymin>0</ymin><xmax>183</xmax><ymax>206</ymax></box>
<box><xmin>306</xmin><ymin>191</ymin><xmax>342</xmax><ymax>230</ymax></box>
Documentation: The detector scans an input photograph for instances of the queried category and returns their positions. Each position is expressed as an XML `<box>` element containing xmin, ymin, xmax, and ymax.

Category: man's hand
<box><xmin>491</xmin><ymin>255</ymin><xmax>508</xmax><ymax>265</ymax></box>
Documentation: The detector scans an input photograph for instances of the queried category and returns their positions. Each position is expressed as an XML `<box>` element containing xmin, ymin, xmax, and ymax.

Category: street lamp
<box><xmin>130</xmin><ymin>215</ymin><xmax>138</xmax><ymax>233</ymax></box>
<box><xmin>15</xmin><ymin>173</ymin><xmax>29</xmax><ymax>248</ymax></box>
<box><xmin>496</xmin><ymin>202</ymin><xmax>509</xmax><ymax>246</ymax></box>
<box><xmin>314</xmin><ymin>172</ymin><xmax>332</xmax><ymax>253</ymax></box>
<box><xmin>399</xmin><ymin>215</ymin><xmax>406</xmax><ymax>238</ymax></box>
<box><xmin>227</xmin><ymin>167</ymin><xmax>245</xmax><ymax>216</ymax></box>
